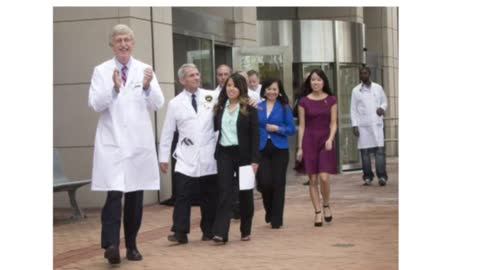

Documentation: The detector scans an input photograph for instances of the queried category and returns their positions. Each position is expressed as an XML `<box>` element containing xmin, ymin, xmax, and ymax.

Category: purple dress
<box><xmin>299</xmin><ymin>95</ymin><xmax>337</xmax><ymax>174</ymax></box>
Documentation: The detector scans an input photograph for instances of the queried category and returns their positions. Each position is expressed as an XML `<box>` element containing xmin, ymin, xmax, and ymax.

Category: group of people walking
<box><xmin>87</xmin><ymin>24</ymin><xmax>389</xmax><ymax>265</ymax></box>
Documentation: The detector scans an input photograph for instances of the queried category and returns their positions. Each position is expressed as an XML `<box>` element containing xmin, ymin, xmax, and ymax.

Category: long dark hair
<box><xmin>214</xmin><ymin>72</ymin><xmax>250</xmax><ymax>116</ymax></box>
<box><xmin>300</xmin><ymin>69</ymin><xmax>333</xmax><ymax>97</ymax></box>
<box><xmin>260</xmin><ymin>78</ymin><xmax>290</xmax><ymax>108</ymax></box>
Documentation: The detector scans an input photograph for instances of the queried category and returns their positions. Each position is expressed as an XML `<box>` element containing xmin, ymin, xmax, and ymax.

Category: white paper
<box><xmin>239</xmin><ymin>165</ymin><xmax>255</xmax><ymax>190</ymax></box>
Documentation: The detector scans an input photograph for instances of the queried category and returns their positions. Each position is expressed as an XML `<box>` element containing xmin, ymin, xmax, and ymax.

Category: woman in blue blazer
<box><xmin>257</xmin><ymin>78</ymin><xmax>296</xmax><ymax>229</ymax></box>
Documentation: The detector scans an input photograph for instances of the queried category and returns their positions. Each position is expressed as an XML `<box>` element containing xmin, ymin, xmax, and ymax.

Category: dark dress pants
<box><xmin>101</xmin><ymin>190</ymin><xmax>143</xmax><ymax>250</ymax></box>
<box><xmin>213</xmin><ymin>146</ymin><xmax>254</xmax><ymax>240</ymax></box>
<box><xmin>257</xmin><ymin>140</ymin><xmax>289</xmax><ymax>227</ymax></box>
<box><xmin>171</xmin><ymin>172</ymin><xmax>218</xmax><ymax>238</ymax></box>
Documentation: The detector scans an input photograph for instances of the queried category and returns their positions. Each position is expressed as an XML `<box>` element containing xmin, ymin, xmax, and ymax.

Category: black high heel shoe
<box><xmin>314</xmin><ymin>211</ymin><xmax>323</xmax><ymax>227</ymax></box>
<box><xmin>323</xmin><ymin>204</ymin><xmax>333</xmax><ymax>222</ymax></box>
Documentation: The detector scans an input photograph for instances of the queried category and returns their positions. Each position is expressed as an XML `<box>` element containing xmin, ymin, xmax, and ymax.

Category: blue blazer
<box><xmin>258</xmin><ymin>100</ymin><xmax>296</xmax><ymax>151</ymax></box>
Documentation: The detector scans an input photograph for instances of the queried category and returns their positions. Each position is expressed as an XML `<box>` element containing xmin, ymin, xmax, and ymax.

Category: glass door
<box><xmin>293</xmin><ymin>63</ymin><xmax>335</xmax><ymax>105</ymax></box>
<box><xmin>232</xmin><ymin>46</ymin><xmax>292</xmax><ymax>99</ymax></box>
<box><xmin>173</xmin><ymin>33</ymin><xmax>214</xmax><ymax>93</ymax></box>
<box><xmin>336</xmin><ymin>64</ymin><xmax>363</xmax><ymax>171</ymax></box>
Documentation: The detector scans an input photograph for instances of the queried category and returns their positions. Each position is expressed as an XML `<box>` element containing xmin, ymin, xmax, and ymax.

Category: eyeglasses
<box><xmin>113</xmin><ymin>37</ymin><xmax>133</xmax><ymax>44</ymax></box>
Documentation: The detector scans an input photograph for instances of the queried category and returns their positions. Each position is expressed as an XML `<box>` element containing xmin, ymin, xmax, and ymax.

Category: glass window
<box><xmin>173</xmin><ymin>34</ymin><xmax>213</xmax><ymax>93</ymax></box>
<box><xmin>214</xmin><ymin>45</ymin><xmax>232</xmax><ymax>71</ymax></box>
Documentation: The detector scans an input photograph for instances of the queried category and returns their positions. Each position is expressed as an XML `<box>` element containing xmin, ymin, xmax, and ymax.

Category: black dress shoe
<box><xmin>167</xmin><ymin>233</ymin><xmax>188</xmax><ymax>244</ymax></box>
<box><xmin>126</xmin><ymin>248</ymin><xmax>143</xmax><ymax>261</ymax></box>
<box><xmin>201</xmin><ymin>234</ymin><xmax>213</xmax><ymax>241</ymax></box>
<box><xmin>104</xmin><ymin>245</ymin><xmax>121</xmax><ymax>265</ymax></box>
<box><xmin>240</xmin><ymin>235</ymin><xmax>251</xmax><ymax>241</ymax></box>
<box><xmin>265</xmin><ymin>213</ymin><xmax>271</xmax><ymax>224</ymax></box>
<box><xmin>212</xmin><ymin>235</ymin><xmax>227</xmax><ymax>244</ymax></box>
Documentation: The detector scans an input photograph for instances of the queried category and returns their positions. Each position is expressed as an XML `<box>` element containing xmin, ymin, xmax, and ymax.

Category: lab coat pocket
<box><xmin>98</xmin><ymin>119</ymin><xmax>118</xmax><ymax>147</ymax></box>
<box><xmin>173</xmin><ymin>142</ymin><xmax>198</xmax><ymax>166</ymax></box>
<box><xmin>199</xmin><ymin>143</ymin><xmax>216</xmax><ymax>165</ymax></box>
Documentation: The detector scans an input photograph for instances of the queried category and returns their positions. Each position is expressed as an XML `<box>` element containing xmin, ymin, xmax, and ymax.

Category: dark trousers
<box><xmin>213</xmin><ymin>146</ymin><xmax>254</xmax><ymax>240</ymax></box>
<box><xmin>232</xmin><ymin>174</ymin><xmax>240</xmax><ymax>219</ymax></box>
<box><xmin>171</xmin><ymin>172</ymin><xmax>217</xmax><ymax>238</ymax></box>
<box><xmin>360</xmin><ymin>147</ymin><xmax>388</xmax><ymax>181</ymax></box>
<box><xmin>257</xmin><ymin>140</ymin><xmax>289</xmax><ymax>227</ymax></box>
<box><xmin>101</xmin><ymin>190</ymin><xmax>143</xmax><ymax>250</ymax></box>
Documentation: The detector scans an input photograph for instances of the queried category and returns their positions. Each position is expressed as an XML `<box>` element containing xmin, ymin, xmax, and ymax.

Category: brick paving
<box><xmin>54</xmin><ymin>159</ymin><xmax>398</xmax><ymax>270</ymax></box>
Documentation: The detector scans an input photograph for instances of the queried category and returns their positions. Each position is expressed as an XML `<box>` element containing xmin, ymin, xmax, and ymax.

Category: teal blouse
<box><xmin>220</xmin><ymin>100</ymin><xmax>240</xmax><ymax>146</ymax></box>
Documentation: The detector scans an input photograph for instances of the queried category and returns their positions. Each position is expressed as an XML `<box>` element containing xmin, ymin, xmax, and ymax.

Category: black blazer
<box><xmin>214</xmin><ymin>105</ymin><xmax>260</xmax><ymax>166</ymax></box>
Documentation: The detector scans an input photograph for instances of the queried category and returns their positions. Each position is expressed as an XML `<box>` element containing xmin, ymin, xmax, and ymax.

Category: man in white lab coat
<box><xmin>350</xmin><ymin>66</ymin><xmax>388</xmax><ymax>186</ymax></box>
<box><xmin>159</xmin><ymin>63</ymin><xmax>218</xmax><ymax>244</ymax></box>
<box><xmin>88</xmin><ymin>24</ymin><xmax>164</xmax><ymax>264</ymax></box>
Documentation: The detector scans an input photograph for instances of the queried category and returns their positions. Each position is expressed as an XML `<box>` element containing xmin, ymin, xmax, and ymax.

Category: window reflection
<box><xmin>173</xmin><ymin>34</ymin><xmax>213</xmax><ymax>93</ymax></box>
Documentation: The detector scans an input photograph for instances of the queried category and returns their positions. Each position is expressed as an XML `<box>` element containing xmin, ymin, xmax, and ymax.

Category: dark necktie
<box><xmin>121</xmin><ymin>65</ymin><xmax>128</xmax><ymax>85</ymax></box>
<box><xmin>191</xmin><ymin>94</ymin><xmax>197</xmax><ymax>113</ymax></box>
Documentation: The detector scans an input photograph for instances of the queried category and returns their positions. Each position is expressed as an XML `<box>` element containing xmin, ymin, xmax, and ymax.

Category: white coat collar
<box><xmin>114</xmin><ymin>57</ymin><xmax>132</xmax><ymax>70</ymax></box>
<box><xmin>180</xmin><ymin>89</ymin><xmax>200</xmax><ymax>115</ymax></box>
<box><xmin>111</xmin><ymin>57</ymin><xmax>138</xmax><ymax>87</ymax></box>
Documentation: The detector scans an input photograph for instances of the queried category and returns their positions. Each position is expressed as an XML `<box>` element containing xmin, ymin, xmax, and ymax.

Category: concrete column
<box><xmin>233</xmin><ymin>7</ymin><xmax>257</xmax><ymax>47</ymax></box>
<box><xmin>364</xmin><ymin>7</ymin><xmax>399</xmax><ymax>157</ymax></box>
<box><xmin>152</xmin><ymin>7</ymin><xmax>175</xmax><ymax>203</ymax></box>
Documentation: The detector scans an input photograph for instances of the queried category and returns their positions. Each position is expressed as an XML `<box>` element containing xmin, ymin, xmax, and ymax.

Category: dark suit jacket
<box><xmin>214</xmin><ymin>104</ymin><xmax>260</xmax><ymax>166</ymax></box>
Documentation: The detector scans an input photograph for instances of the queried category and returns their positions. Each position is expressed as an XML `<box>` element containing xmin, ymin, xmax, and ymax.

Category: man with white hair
<box><xmin>88</xmin><ymin>24</ymin><xmax>164</xmax><ymax>265</ymax></box>
<box><xmin>159</xmin><ymin>63</ymin><xmax>218</xmax><ymax>244</ymax></box>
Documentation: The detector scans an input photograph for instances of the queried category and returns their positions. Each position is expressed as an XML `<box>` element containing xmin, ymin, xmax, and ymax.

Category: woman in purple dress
<box><xmin>296</xmin><ymin>69</ymin><xmax>338</xmax><ymax>227</ymax></box>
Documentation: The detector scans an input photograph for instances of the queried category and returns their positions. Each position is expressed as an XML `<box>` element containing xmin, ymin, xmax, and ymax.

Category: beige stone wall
<box><xmin>233</xmin><ymin>7</ymin><xmax>258</xmax><ymax>47</ymax></box>
<box><xmin>53</xmin><ymin>7</ymin><xmax>174</xmax><ymax>208</ymax></box>
<box><xmin>178</xmin><ymin>7</ymin><xmax>258</xmax><ymax>46</ymax></box>
<box><xmin>364</xmin><ymin>7</ymin><xmax>399</xmax><ymax>157</ymax></box>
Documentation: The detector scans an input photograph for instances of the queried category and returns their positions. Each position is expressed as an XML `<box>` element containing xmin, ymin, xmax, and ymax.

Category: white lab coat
<box><xmin>350</xmin><ymin>82</ymin><xmax>388</xmax><ymax>149</ymax></box>
<box><xmin>88</xmin><ymin>57</ymin><xmax>164</xmax><ymax>192</ymax></box>
<box><xmin>213</xmin><ymin>85</ymin><xmax>222</xmax><ymax>98</ymax></box>
<box><xmin>249</xmin><ymin>84</ymin><xmax>262</xmax><ymax>96</ymax></box>
<box><xmin>248</xmin><ymin>89</ymin><xmax>261</xmax><ymax>103</ymax></box>
<box><xmin>159</xmin><ymin>89</ymin><xmax>218</xmax><ymax>177</ymax></box>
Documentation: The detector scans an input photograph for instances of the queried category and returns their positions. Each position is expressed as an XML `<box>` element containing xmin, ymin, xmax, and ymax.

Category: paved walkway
<box><xmin>54</xmin><ymin>160</ymin><xmax>398</xmax><ymax>270</ymax></box>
